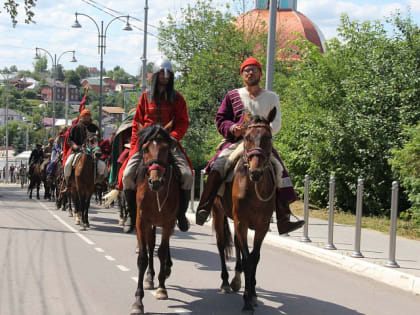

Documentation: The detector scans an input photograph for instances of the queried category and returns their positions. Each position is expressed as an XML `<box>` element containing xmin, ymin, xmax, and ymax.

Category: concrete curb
<box><xmin>186</xmin><ymin>212</ymin><xmax>420</xmax><ymax>296</ymax></box>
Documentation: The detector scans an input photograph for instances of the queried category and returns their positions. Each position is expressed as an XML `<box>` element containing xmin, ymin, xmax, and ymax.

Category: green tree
<box><xmin>75</xmin><ymin>65</ymin><xmax>90</xmax><ymax>80</ymax></box>
<box><xmin>107</xmin><ymin>66</ymin><xmax>133</xmax><ymax>84</ymax></box>
<box><xmin>64</xmin><ymin>69</ymin><xmax>81</xmax><ymax>87</ymax></box>
<box><xmin>276</xmin><ymin>13</ymin><xmax>420</xmax><ymax>216</ymax></box>
<box><xmin>390</xmin><ymin>123</ymin><xmax>420</xmax><ymax>224</ymax></box>
<box><xmin>33</xmin><ymin>56</ymin><xmax>48</xmax><ymax>74</ymax></box>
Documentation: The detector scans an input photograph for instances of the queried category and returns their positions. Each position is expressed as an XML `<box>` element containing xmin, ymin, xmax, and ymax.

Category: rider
<box><xmin>64</xmin><ymin>109</ymin><xmax>99</xmax><ymax>186</ymax></box>
<box><xmin>117</xmin><ymin>57</ymin><xmax>192</xmax><ymax>233</ymax></box>
<box><xmin>99</xmin><ymin>131</ymin><xmax>114</xmax><ymax>162</ymax></box>
<box><xmin>196</xmin><ymin>57</ymin><xmax>304</xmax><ymax>235</ymax></box>
<box><xmin>47</xmin><ymin>126</ymin><xmax>67</xmax><ymax>176</ymax></box>
<box><xmin>28</xmin><ymin>143</ymin><xmax>44</xmax><ymax>180</ymax></box>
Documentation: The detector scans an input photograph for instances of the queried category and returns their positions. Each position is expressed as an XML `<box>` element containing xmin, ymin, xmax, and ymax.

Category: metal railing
<box><xmin>192</xmin><ymin>169</ymin><xmax>402</xmax><ymax>268</ymax></box>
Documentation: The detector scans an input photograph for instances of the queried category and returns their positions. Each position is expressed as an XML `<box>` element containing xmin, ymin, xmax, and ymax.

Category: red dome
<box><xmin>235</xmin><ymin>9</ymin><xmax>325</xmax><ymax>60</ymax></box>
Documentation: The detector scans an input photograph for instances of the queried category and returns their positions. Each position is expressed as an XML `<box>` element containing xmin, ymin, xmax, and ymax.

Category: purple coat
<box><xmin>207</xmin><ymin>89</ymin><xmax>297</xmax><ymax>203</ymax></box>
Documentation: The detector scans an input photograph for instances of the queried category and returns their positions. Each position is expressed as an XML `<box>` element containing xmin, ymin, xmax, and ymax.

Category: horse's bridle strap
<box><xmin>147</xmin><ymin>163</ymin><xmax>166</xmax><ymax>173</ymax></box>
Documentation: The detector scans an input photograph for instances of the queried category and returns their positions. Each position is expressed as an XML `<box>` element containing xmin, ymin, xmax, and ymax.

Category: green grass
<box><xmin>290</xmin><ymin>201</ymin><xmax>420</xmax><ymax>241</ymax></box>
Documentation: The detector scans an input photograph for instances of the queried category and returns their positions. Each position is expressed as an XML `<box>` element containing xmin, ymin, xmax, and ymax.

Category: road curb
<box><xmin>186</xmin><ymin>212</ymin><xmax>420</xmax><ymax>296</ymax></box>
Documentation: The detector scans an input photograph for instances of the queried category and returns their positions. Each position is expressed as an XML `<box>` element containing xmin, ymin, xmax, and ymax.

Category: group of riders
<box><xmin>27</xmin><ymin>56</ymin><xmax>304</xmax><ymax>236</ymax></box>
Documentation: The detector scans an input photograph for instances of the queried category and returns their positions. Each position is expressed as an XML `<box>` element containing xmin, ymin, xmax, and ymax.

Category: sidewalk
<box><xmin>185</xmin><ymin>205</ymin><xmax>420</xmax><ymax>296</ymax></box>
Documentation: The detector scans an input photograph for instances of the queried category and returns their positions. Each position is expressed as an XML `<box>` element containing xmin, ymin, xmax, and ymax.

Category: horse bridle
<box><xmin>243</xmin><ymin>123</ymin><xmax>272</xmax><ymax>166</ymax></box>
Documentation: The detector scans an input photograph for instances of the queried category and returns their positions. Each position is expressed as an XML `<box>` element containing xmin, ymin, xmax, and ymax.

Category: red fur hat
<box><xmin>240</xmin><ymin>57</ymin><xmax>262</xmax><ymax>73</ymax></box>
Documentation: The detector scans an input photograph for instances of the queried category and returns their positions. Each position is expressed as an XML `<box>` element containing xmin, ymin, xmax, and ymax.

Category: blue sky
<box><xmin>0</xmin><ymin>0</ymin><xmax>419</xmax><ymax>76</ymax></box>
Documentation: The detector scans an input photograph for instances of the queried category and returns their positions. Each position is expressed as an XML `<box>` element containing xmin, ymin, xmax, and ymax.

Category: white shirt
<box><xmin>237</xmin><ymin>87</ymin><xmax>281</xmax><ymax>135</ymax></box>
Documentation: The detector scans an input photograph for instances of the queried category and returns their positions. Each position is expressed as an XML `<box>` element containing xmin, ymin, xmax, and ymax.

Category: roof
<box><xmin>81</xmin><ymin>77</ymin><xmax>110</xmax><ymax>86</ymax></box>
<box><xmin>235</xmin><ymin>9</ymin><xmax>325</xmax><ymax>59</ymax></box>
<box><xmin>0</xmin><ymin>108</ymin><xmax>22</xmax><ymax>116</ymax></box>
<box><xmin>102</xmin><ymin>106</ymin><xmax>124</xmax><ymax>114</ymax></box>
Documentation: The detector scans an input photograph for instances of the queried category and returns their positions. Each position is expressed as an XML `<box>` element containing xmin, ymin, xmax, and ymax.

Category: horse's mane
<box><xmin>247</xmin><ymin>115</ymin><xmax>269</xmax><ymax>126</ymax></box>
<box><xmin>137</xmin><ymin>125</ymin><xmax>173</xmax><ymax>151</ymax></box>
<box><xmin>136</xmin><ymin>125</ymin><xmax>177</xmax><ymax>178</ymax></box>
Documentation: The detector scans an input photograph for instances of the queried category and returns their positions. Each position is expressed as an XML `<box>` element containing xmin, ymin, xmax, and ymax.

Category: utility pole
<box><xmin>265</xmin><ymin>0</ymin><xmax>277</xmax><ymax>91</ymax></box>
<box><xmin>1</xmin><ymin>72</ymin><xmax>11</xmax><ymax>183</ymax></box>
<box><xmin>141</xmin><ymin>0</ymin><xmax>149</xmax><ymax>93</ymax></box>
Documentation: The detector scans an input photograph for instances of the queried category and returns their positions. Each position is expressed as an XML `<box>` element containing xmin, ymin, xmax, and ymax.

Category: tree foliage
<box><xmin>1</xmin><ymin>0</ymin><xmax>37</xmax><ymax>26</ymax></box>
<box><xmin>276</xmin><ymin>13</ymin><xmax>420</xmax><ymax>216</ymax></box>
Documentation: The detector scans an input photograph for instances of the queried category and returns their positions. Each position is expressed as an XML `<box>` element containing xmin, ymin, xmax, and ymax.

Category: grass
<box><xmin>290</xmin><ymin>200</ymin><xmax>420</xmax><ymax>241</ymax></box>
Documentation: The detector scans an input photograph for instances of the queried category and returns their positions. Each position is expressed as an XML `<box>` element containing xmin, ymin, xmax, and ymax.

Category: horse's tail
<box><xmin>223</xmin><ymin>215</ymin><xmax>233</xmax><ymax>260</ymax></box>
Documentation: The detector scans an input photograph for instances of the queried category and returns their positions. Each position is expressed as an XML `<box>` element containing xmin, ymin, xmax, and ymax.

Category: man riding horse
<box><xmin>117</xmin><ymin>57</ymin><xmax>193</xmax><ymax>234</ymax></box>
<box><xmin>63</xmin><ymin>109</ymin><xmax>99</xmax><ymax>189</ymax></box>
<box><xmin>28</xmin><ymin>143</ymin><xmax>43</xmax><ymax>180</ymax></box>
<box><xmin>196</xmin><ymin>57</ymin><xmax>304</xmax><ymax>235</ymax></box>
<box><xmin>47</xmin><ymin>126</ymin><xmax>67</xmax><ymax>177</ymax></box>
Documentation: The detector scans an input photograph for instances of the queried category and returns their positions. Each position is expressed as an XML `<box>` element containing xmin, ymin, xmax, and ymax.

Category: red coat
<box><xmin>117</xmin><ymin>90</ymin><xmax>190</xmax><ymax>190</ymax></box>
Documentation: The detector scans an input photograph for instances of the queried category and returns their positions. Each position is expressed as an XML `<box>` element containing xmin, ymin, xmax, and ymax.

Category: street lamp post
<box><xmin>72</xmin><ymin>13</ymin><xmax>133</xmax><ymax>137</ymax></box>
<box><xmin>0</xmin><ymin>72</ymin><xmax>11</xmax><ymax>183</ymax></box>
<box><xmin>34</xmin><ymin>48</ymin><xmax>77</xmax><ymax>136</ymax></box>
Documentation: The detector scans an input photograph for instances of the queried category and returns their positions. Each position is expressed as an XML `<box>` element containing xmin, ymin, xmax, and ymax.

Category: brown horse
<box><xmin>71</xmin><ymin>134</ymin><xmax>100</xmax><ymax>230</ymax></box>
<box><xmin>130</xmin><ymin>124</ymin><xmax>180</xmax><ymax>315</ymax></box>
<box><xmin>28</xmin><ymin>162</ymin><xmax>42</xmax><ymax>199</ymax></box>
<box><xmin>212</xmin><ymin>108</ymin><xmax>277</xmax><ymax>313</ymax></box>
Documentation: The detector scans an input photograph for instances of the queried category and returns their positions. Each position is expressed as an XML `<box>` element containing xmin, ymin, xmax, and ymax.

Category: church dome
<box><xmin>235</xmin><ymin>1</ymin><xmax>325</xmax><ymax>60</ymax></box>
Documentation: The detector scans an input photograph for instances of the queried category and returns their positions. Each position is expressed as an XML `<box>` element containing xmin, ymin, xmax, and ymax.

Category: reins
<box><xmin>155</xmin><ymin>165</ymin><xmax>173</xmax><ymax>212</ymax></box>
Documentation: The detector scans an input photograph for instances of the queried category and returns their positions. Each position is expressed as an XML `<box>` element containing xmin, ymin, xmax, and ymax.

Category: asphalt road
<box><xmin>0</xmin><ymin>184</ymin><xmax>419</xmax><ymax>315</ymax></box>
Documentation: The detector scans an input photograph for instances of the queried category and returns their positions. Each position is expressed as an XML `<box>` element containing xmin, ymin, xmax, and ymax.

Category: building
<box><xmin>115</xmin><ymin>83</ymin><xmax>136</xmax><ymax>93</ymax></box>
<box><xmin>102</xmin><ymin>106</ymin><xmax>125</xmax><ymax>124</ymax></box>
<box><xmin>0</xmin><ymin>108</ymin><xmax>24</xmax><ymax>127</ymax></box>
<box><xmin>40</xmin><ymin>79</ymin><xmax>80</xmax><ymax>103</ymax></box>
<box><xmin>81</xmin><ymin>77</ymin><xmax>117</xmax><ymax>95</ymax></box>
<box><xmin>236</xmin><ymin>0</ymin><xmax>325</xmax><ymax>60</ymax></box>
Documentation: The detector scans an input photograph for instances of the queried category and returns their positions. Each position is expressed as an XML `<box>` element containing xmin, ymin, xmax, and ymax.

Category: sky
<box><xmin>0</xmin><ymin>0</ymin><xmax>419</xmax><ymax>76</ymax></box>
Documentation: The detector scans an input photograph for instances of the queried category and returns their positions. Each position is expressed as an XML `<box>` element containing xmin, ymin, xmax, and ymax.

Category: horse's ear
<box><xmin>163</xmin><ymin>119</ymin><xmax>174</xmax><ymax>132</ymax></box>
<box><xmin>266</xmin><ymin>107</ymin><xmax>276</xmax><ymax>123</ymax></box>
<box><xmin>243</xmin><ymin>111</ymin><xmax>252</xmax><ymax>123</ymax></box>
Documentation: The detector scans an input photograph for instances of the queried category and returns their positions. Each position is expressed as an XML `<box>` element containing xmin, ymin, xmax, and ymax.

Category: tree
<box><xmin>9</xmin><ymin>65</ymin><xmax>18</xmax><ymax>72</ymax></box>
<box><xmin>276</xmin><ymin>13</ymin><xmax>420</xmax><ymax>216</ymax></box>
<box><xmin>107</xmin><ymin>66</ymin><xmax>132</xmax><ymax>84</ymax></box>
<box><xmin>33</xmin><ymin>56</ymin><xmax>47</xmax><ymax>74</ymax></box>
<box><xmin>75</xmin><ymin>65</ymin><xmax>90</xmax><ymax>80</ymax></box>
<box><xmin>1</xmin><ymin>0</ymin><xmax>37</xmax><ymax>26</ymax></box>
<box><xmin>64</xmin><ymin>70</ymin><xmax>81</xmax><ymax>87</ymax></box>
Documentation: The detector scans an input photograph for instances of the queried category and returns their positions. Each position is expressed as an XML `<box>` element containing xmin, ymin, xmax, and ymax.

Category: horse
<box><xmin>130</xmin><ymin>123</ymin><xmax>180</xmax><ymax>315</ymax></box>
<box><xmin>71</xmin><ymin>133</ymin><xmax>101</xmax><ymax>230</ymax></box>
<box><xmin>28</xmin><ymin>162</ymin><xmax>42</xmax><ymax>200</ymax></box>
<box><xmin>212</xmin><ymin>108</ymin><xmax>277</xmax><ymax>313</ymax></box>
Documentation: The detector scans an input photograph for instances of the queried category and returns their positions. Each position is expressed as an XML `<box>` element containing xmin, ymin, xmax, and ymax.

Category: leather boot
<box><xmin>276</xmin><ymin>198</ymin><xmax>305</xmax><ymax>235</ymax></box>
<box><xmin>124</xmin><ymin>189</ymin><xmax>137</xmax><ymax>233</ymax></box>
<box><xmin>196</xmin><ymin>171</ymin><xmax>223</xmax><ymax>225</ymax></box>
<box><xmin>177</xmin><ymin>189</ymin><xmax>190</xmax><ymax>232</ymax></box>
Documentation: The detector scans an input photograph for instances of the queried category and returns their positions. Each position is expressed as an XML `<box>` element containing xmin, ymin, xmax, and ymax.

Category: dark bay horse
<box><xmin>28</xmin><ymin>162</ymin><xmax>41</xmax><ymax>199</ymax></box>
<box><xmin>71</xmin><ymin>134</ymin><xmax>100</xmax><ymax>230</ymax></box>
<box><xmin>130</xmin><ymin>124</ymin><xmax>180</xmax><ymax>315</ymax></box>
<box><xmin>212</xmin><ymin>108</ymin><xmax>277</xmax><ymax>313</ymax></box>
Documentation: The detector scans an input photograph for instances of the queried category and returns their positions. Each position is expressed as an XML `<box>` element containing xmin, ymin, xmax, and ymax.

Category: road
<box><xmin>0</xmin><ymin>184</ymin><xmax>419</xmax><ymax>315</ymax></box>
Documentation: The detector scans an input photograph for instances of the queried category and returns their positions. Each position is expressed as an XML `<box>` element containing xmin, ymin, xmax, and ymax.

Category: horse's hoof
<box><xmin>251</xmin><ymin>296</ymin><xmax>258</xmax><ymax>307</ymax></box>
<box><xmin>155</xmin><ymin>288</ymin><xmax>168</xmax><ymax>300</ymax></box>
<box><xmin>144</xmin><ymin>280</ymin><xmax>154</xmax><ymax>290</ymax></box>
<box><xmin>220</xmin><ymin>284</ymin><xmax>232</xmax><ymax>294</ymax></box>
<box><xmin>119</xmin><ymin>218</ymin><xmax>124</xmax><ymax>226</ymax></box>
<box><xmin>75</xmin><ymin>218</ymin><xmax>80</xmax><ymax>225</ymax></box>
<box><xmin>130</xmin><ymin>303</ymin><xmax>144</xmax><ymax>315</ymax></box>
<box><xmin>69</xmin><ymin>212</ymin><xmax>73</xmax><ymax>217</ymax></box>
<box><xmin>242</xmin><ymin>305</ymin><xmax>254</xmax><ymax>314</ymax></box>
<box><xmin>230</xmin><ymin>277</ymin><xmax>241</xmax><ymax>292</ymax></box>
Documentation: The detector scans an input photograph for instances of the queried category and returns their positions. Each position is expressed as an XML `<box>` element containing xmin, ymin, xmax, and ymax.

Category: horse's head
<box><xmin>242</xmin><ymin>107</ymin><xmax>276</xmax><ymax>182</ymax></box>
<box><xmin>86</xmin><ymin>134</ymin><xmax>101</xmax><ymax>158</ymax></box>
<box><xmin>138</xmin><ymin>122</ymin><xmax>174</xmax><ymax>192</ymax></box>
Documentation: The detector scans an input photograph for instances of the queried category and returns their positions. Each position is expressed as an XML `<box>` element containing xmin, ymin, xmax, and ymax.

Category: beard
<box><xmin>246</xmin><ymin>77</ymin><xmax>260</xmax><ymax>86</ymax></box>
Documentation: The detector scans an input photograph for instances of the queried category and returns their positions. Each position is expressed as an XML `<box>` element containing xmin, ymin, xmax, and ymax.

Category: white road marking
<box><xmin>131</xmin><ymin>276</ymin><xmax>138</xmax><ymax>283</ymax></box>
<box><xmin>37</xmin><ymin>200</ymin><xmax>95</xmax><ymax>245</ymax></box>
<box><xmin>105</xmin><ymin>255</ymin><xmax>116</xmax><ymax>261</ymax></box>
<box><xmin>95</xmin><ymin>247</ymin><xmax>105</xmax><ymax>252</ymax></box>
<box><xmin>117</xmin><ymin>265</ymin><xmax>130</xmax><ymax>272</ymax></box>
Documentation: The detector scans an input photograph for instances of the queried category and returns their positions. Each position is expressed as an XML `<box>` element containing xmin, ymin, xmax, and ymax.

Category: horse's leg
<box><xmin>214</xmin><ymin>203</ymin><xmax>232</xmax><ymax>293</ymax></box>
<box><xmin>165</xmin><ymin>243</ymin><xmax>172</xmax><ymax>279</ymax></box>
<box><xmin>155</xmin><ymin>227</ymin><xmax>171</xmax><ymax>300</ymax></box>
<box><xmin>144</xmin><ymin>226</ymin><xmax>156</xmax><ymax>290</ymax></box>
<box><xmin>130</xmin><ymin>222</ymin><xmax>149</xmax><ymax>315</ymax></box>
<box><xmin>249</xmin><ymin>226</ymin><xmax>268</xmax><ymax>307</ymax></box>
<box><xmin>235</xmin><ymin>220</ymin><xmax>253</xmax><ymax>313</ymax></box>
<box><xmin>36</xmin><ymin>184</ymin><xmax>40</xmax><ymax>200</ymax></box>
<box><xmin>230</xmin><ymin>234</ymin><xmax>243</xmax><ymax>292</ymax></box>
<box><xmin>68</xmin><ymin>192</ymin><xmax>73</xmax><ymax>217</ymax></box>
<box><xmin>85</xmin><ymin>195</ymin><xmax>90</xmax><ymax>228</ymax></box>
